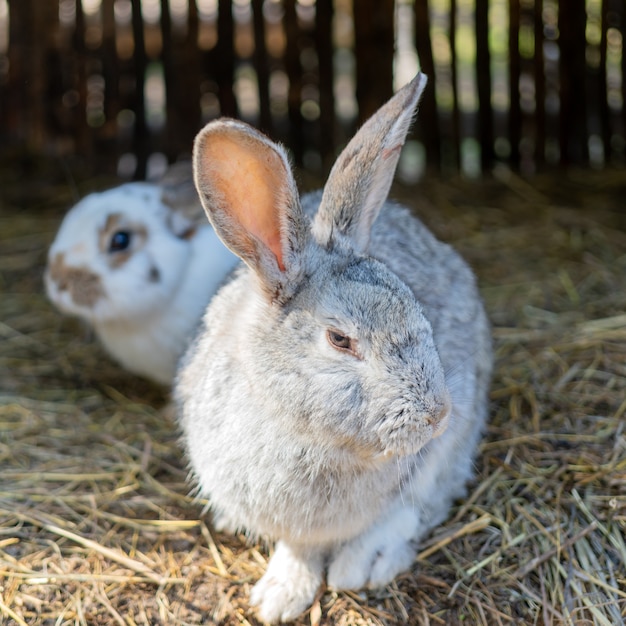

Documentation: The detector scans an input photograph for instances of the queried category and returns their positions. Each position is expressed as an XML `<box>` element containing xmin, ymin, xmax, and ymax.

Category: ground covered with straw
<box><xmin>1</xmin><ymin>165</ymin><xmax>625</xmax><ymax>625</ymax></box>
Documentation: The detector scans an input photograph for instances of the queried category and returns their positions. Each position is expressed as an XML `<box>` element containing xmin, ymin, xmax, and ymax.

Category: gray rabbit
<box><xmin>175</xmin><ymin>73</ymin><xmax>492</xmax><ymax>623</ymax></box>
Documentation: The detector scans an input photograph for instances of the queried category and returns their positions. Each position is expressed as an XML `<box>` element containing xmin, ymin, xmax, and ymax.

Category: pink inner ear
<box><xmin>200</xmin><ymin>131</ymin><xmax>286</xmax><ymax>271</ymax></box>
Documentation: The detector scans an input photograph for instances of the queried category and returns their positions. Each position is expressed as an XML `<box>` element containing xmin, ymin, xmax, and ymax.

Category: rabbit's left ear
<box><xmin>193</xmin><ymin>119</ymin><xmax>308</xmax><ymax>298</ymax></box>
<box><xmin>313</xmin><ymin>73</ymin><xmax>427</xmax><ymax>255</ymax></box>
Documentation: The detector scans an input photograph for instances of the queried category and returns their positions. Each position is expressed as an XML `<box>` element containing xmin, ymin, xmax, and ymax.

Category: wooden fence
<box><xmin>1</xmin><ymin>0</ymin><xmax>625</xmax><ymax>180</ymax></box>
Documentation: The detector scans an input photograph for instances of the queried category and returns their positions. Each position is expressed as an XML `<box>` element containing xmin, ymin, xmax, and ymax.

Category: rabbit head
<box><xmin>45</xmin><ymin>182</ymin><xmax>198</xmax><ymax>327</ymax></box>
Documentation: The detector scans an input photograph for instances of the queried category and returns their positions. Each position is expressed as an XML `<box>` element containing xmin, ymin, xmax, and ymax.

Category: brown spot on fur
<box><xmin>48</xmin><ymin>252</ymin><xmax>105</xmax><ymax>307</ymax></box>
<box><xmin>98</xmin><ymin>213</ymin><xmax>121</xmax><ymax>253</ymax></box>
<box><xmin>148</xmin><ymin>266</ymin><xmax>160</xmax><ymax>283</ymax></box>
<box><xmin>182</xmin><ymin>226</ymin><xmax>197</xmax><ymax>240</ymax></box>
<box><xmin>98</xmin><ymin>213</ymin><xmax>147</xmax><ymax>269</ymax></box>
<box><xmin>109</xmin><ymin>250</ymin><xmax>133</xmax><ymax>268</ymax></box>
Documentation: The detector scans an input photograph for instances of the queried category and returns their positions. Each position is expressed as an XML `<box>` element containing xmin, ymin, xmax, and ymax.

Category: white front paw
<box><xmin>249</xmin><ymin>541</ymin><xmax>323</xmax><ymax>624</ymax></box>
<box><xmin>327</xmin><ymin>506</ymin><xmax>419</xmax><ymax>590</ymax></box>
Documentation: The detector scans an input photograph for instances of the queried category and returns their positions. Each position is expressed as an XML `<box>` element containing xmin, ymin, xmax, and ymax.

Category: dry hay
<box><xmin>1</xmin><ymin>166</ymin><xmax>625</xmax><ymax>625</ymax></box>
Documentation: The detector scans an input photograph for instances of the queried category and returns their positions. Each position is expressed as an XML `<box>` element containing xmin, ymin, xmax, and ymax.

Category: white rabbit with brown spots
<box><xmin>176</xmin><ymin>73</ymin><xmax>492</xmax><ymax>622</ymax></box>
<box><xmin>45</xmin><ymin>164</ymin><xmax>238</xmax><ymax>384</ymax></box>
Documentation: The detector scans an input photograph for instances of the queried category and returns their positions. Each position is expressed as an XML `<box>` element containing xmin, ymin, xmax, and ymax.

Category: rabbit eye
<box><xmin>327</xmin><ymin>329</ymin><xmax>356</xmax><ymax>355</ymax></box>
<box><xmin>109</xmin><ymin>230</ymin><xmax>132</xmax><ymax>253</ymax></box>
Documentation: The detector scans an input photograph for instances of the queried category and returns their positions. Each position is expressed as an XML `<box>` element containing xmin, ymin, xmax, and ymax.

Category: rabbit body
<box><xmin>176</xmin><ymin>74</ymin><xmax>492</xmax><ymax>623</ymax></box>
<box><xmin>46</xmin><ymin>179</ymin><xmax>238</xmax><ymax>384</ymax></box>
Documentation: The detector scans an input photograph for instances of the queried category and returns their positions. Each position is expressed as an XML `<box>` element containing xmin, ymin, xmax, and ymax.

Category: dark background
<box><xmin>2</xmin><ymin>0</ymin><xmax>625</xmax><ymax>186</ymax></box>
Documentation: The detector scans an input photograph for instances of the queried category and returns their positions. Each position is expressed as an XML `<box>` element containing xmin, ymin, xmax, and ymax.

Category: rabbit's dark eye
<box><xmin>327</xmin><ymin>329</ymin><xmax>357</xmax><ymax>356</ymax></box>
<box><xmin>109</xmin><ymin>230</ymin><xmax>132</xmax><ymax>253</ymax></box>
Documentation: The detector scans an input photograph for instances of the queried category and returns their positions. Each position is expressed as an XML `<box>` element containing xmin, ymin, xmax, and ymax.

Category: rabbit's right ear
<box><xmin>313</xmin><ymin>73</ymin><xmax>427</xmax><ymax>255</ymax></box>
<box><xmin>193</xmin><ymin>119</ymin><xmax>308</xmax><ymax>299</ymax></box>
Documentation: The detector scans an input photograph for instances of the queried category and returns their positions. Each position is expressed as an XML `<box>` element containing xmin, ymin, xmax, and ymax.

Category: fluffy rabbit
<box><xmin>176</xmin><ymin>73</ymin><xmax>492</xmax><ymax>623</ymax></box>
<box><xmin>45</xmin><ymin>164</ymin><xmax>239</xmax><ymax>384</ymax></box>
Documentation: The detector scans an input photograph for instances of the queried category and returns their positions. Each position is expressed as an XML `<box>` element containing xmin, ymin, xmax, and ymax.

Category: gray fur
<box><xmin>175</xmin><ymin>73</ymin><xmax>492</xmax><ymax>623</ymax></box>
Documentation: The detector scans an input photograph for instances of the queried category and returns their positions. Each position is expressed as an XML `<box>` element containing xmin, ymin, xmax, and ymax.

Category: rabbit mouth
<box><xmin>375</xmin><ymin>403</ymin><xmax>451</xmax><ymax>458</ymax></box>
<box><xmin>375</xmin><ymin>423</ymin><xmax>433</xmax><ymax>458</ymax></box>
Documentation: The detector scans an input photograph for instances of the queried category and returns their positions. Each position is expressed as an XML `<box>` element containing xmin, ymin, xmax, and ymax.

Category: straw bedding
<box><xmin>1</xmin><ymin>166</ymin><xmax>625</xmax><ymax>625</ymax></box>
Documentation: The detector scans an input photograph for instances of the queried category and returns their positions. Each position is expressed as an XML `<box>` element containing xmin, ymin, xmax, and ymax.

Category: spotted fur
<box><xmin>47</xmin><ymin>251</ymin><xmax>104</xmax><ymax>307</ymax></box>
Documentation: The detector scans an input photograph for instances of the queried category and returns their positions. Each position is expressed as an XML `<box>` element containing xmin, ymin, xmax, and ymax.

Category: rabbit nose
<box><xmin>429</xmin><ymin>398</ymin><xmax>451</xmax><ymax>438</ymax></box>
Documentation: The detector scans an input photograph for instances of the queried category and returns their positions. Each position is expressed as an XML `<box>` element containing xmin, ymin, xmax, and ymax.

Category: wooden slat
<box><xmin>476</xmin><ymin>0</ymin><xmax>494</xmax><ymax>171</ymax></box>
<box><xmin>599</xmin><ymin>0</ymin><xmax>611</xmax><ymax>163</ymax></box>
<box><xmin>414</xmin><ymin>0</ymin><xmax>441</xmax><ymax>172</ymax></box>
<box><xmin>160</xmin><ymin>0</ymin><xmax>175</xmax><ymax>160</ymax></box>
<box><xmin>130</xmin><ymin>0</ymin><xmax>148</xmax><ymax>178</ymax></box>
<box><xmin>214</xmin><ymin>0</ymin><xmax>238</xmax><ymax>118</ymax></box>
<box><xmin>252</xmin><ymin>0</ymin><xmax>272</xmax><ymax>134</ymax></box>
<box><xmin>449</xmin><ymin>0</ymin><xmax>461</xmax><ymax>171</ymax></box>
<box><xmin>0</xmin><ymin>1</ymin><xmax>18</xmax><ymax>140</ymax></box>
<box><xmin>558</xmin><ymin>0</ymin><xmax>588</xmax><ymax>165</ymax></box>
<box><xmin>315</xmin><ymin>0</ymin><xmax>335</xmax><ymax>169</ymax></box>
<box><xmin>73</xmin><ymin>0</ymin><xmax>90</xmax><ymax>158</ymax></box>
<box><xmin>534</xmin><ymin>0</ymin><xmax>545</xmax><ymax>166</ymax></box>
<box><xmin>283</xmin><ymin>0</ymin><xmax>303</xmax><ymax>165</ymax></box>
<box><xmin>101</xmin><ymin>0</ymin><xmax>119</xmax><ymax>132</ymax></box>
<box><xmin>509</xmin><ymin>0</ymin><xmax>521</xmax><ymax>169</ymax></box>
<box><xmin>622</xmin><ymin>0</ymin><xmax>626</xmax><ymax>161</ymax></box>
<box><xmin>94</xmin><ymin>0</ymin><xmax>120</xmax><ymax>172</ymax></box>
<box><xmin>353</xmin><ymin>0</ymin><xmax>394</xmax><ymax>125</ymax></box>
<box><xmin>179</xmin><ymin>0</ymin><xmax>202</xmax><ymax>155</ymax></box>
<box><xmin>160</xmin><ymin>0</ymin><xmax>202</xmax><ymax>159</ymax></box>
<box><xmin>4</xmin><ymin>0</ymin><xmax>28</xmax><ymax>144</ymax></box>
